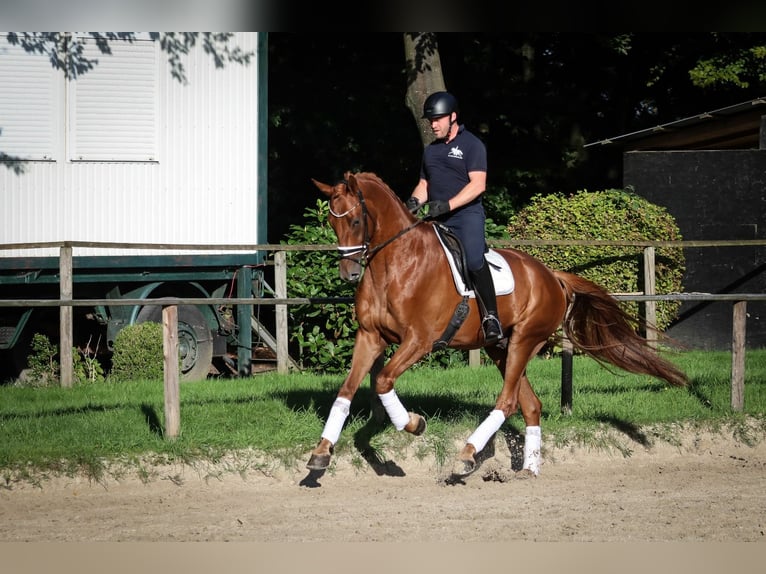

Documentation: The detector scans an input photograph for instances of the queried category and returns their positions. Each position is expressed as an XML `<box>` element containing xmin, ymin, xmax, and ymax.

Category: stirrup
<box><xmin>482</xmin><ymin>314</ymin><xmax>502</xmax><ymax>345</ymax></box>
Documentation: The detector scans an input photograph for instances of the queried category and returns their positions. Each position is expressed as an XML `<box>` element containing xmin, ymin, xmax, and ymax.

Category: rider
<box><xmin>406</xmin><ymin>91</ymin><xmax>503</xmax><ymax>345</ymax></box>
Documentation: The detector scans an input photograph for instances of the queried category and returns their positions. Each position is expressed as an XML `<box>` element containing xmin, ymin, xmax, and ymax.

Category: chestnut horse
<box><xmin>307</xmin><ymin>171</ymin><xmax>687</xmax><ymax>477</ymax></box>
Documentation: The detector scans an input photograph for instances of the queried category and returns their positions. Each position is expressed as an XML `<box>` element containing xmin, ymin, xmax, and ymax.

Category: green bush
<box><xmin>505</xmin><ymin>189</ymin><xmax>685</xmax><ymax>331</ymax></box>
<box><xmin>24</xmin><ymin>333</ymin><xmax>59</xmax><ymax>387</ymax></box>
<box><xmin>109</xmin><ymin>322</ymin><xmax>164</xmax><ymax>382</ymax></box>
<box><xmin>282</xmin><ymin>199</ymin><xmax>358</xmax><ymax>373</ymax></box>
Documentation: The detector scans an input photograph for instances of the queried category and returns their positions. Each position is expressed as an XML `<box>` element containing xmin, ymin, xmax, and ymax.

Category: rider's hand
<box><xmin>405</xmin><ymin>196</ymin><xmax>420</xmax><ymax>212</ymax></box>
<box><xmin>423</xmin><ymin>199</ymin><xmax>450</xmax><ymax>219</ymax></box>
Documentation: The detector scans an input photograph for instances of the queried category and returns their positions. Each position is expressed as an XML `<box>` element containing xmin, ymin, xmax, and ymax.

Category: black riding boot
<box><xmin>470</xmin><ymin>261</ymin><xmax>503</xmax><ymax>345</ymax></box>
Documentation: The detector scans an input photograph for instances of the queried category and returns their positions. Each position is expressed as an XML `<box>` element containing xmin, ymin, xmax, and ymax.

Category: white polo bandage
<box><xmin>466</xmin><ymin>409</ymin><xmax>506</xmax><ymax>453</ymax></box>
<box><xmin>321</xmin><ymin>397</ymin><xmax>351</xmax><ymax>445</ymax></box>
<box><xmin>523</xmin><ymin>425</ymin><xmax>542</xmax><ymax>475</ymax></box>
<box><xmin>378</xmin><ymin>389</ymin><xmax>410</xmax><ymax>430</ymax></box>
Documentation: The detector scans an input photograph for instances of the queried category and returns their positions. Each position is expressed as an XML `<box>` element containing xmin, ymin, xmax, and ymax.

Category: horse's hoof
<box><xmin>306</xmin><ymin>453</ymin><xmax>331</xmax><ymax>470</ymax></box>
<box><xmin>409</xmin><ymin>413</ymin><xmax>427</xmax><ymax>436</ymax></box>
<box><xmin>451</xmin><ymin>457</ymin><xmax>476</xmax><ymax>477</ymax></box>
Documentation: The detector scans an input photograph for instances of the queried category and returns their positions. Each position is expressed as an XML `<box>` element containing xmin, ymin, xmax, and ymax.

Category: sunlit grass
<box><xmin>1</xmin><ymin>349</ymin><xmax>764</xmax><ymax>484</ymax></box>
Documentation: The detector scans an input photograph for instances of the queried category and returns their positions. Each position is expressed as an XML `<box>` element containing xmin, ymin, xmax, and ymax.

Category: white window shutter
<box><xmin>0</xmin><ymin>35</ymin><xmax>58</xmax><ymax>160</ymax></box>
<box><xmin>68</xmin><ymin>36</ymin><xmax>158</xmax><ymax>162</ymax></box>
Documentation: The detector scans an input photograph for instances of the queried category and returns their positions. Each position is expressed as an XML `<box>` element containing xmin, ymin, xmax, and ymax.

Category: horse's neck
<box><xmin>369</xmin><ymin>217</ymin><xmax>439</xmax><ymax>269</ymax></box>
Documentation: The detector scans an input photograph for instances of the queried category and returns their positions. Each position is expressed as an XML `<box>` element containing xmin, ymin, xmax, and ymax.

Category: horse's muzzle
<box><xmin>339</xmin><ymin>260</ymin><xmax>362</xmax><ymax>283</ymax></box>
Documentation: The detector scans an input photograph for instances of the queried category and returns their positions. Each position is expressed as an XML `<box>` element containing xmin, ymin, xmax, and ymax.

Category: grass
<box><xmin>1</xmin><ymin>349</ymin><xmax>765</xmax><ymax>486</ymax></box>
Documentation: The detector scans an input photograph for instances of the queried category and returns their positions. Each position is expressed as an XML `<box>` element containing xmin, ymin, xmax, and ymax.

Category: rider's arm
<box><xmin>410</xmin><ymin>178</ymin><xmax>429</xmax><ymax>205</ymax></box>
<box><xmin>446</xmin><ymin>170</ymin><xmax>486</xmax><ymax>210</ymax></box>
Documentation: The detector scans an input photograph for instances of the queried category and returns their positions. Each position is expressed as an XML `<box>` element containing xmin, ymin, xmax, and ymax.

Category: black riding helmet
<box><xmin>422</xmin><ymin>91</ymin><xmax>459</xmax><ymax>119</ymax></box>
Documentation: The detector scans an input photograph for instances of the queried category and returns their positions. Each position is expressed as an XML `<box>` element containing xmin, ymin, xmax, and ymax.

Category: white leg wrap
<box><xmin>320</xmin><ymin>397</ymin><xmax>351</xmax><ymax>445</ymax></box>
<box><xmin>523</xmin><ymin>425</ymin><xmax>542</xmax><ymax>475</ymax></box>
<box><xmin>378</xmin><ymin>389</ymin><xmax>410</xmax><ymax>430</ymax></box>
<box><xmin>466</xmin><ymin>409</ymin><xmax>506</xmax><ymax>453</ymax></box>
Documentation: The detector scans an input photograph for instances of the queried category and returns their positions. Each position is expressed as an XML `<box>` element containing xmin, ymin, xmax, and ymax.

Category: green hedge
<box><xmin>505</xmin><ymin>189</ymin><xmax>685</xmax><ymax>331</ymax></box>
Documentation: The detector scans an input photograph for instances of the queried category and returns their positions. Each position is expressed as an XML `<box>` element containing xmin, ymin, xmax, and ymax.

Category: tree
<box><xmin>403</xmin><ymin>33</ymin><xmax>446</xmax><ymax>147</ymax></box>
<box><xmin>266</xmin><ymin>33</ymin><xmax>766</xmax><ymax>242</ymax></box>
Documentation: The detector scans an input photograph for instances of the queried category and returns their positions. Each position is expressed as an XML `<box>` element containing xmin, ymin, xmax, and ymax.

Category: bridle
<box><xmin>329</xmin><ymin>184</ymin><xmax>423</xmax><ymax>268</ymax></box>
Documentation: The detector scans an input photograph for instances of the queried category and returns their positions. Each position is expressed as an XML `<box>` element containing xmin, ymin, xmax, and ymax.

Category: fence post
<box><xmin>275</xmin><ymin>251</ymin><xmax>289</xmax><ymax>374</ymax></box>
<box><xmin>163</xmin><ymin>305</ymin><xmax>180</xmax><ymax>438</ymax></box>
<box><xmin>236</xmin><ymin>264</ymin><xmax>253</xmax><ymax>376</ymax></box>
<box><xmin>643</xmin><ymin>246</ymin><xmax>657</xmax><ymax>345</ymax></box>
<box><xmin>59</xmin><ymin>245</ymin><xmax>73</xmax><ymax>388</ymax></box>
<box><xmin>731</xmin><ymin>301</ymin><xmax>747</xmax><ymax>411</ymax></box>
<box><xmin>561</xmin><ymin>333</ymin><xmax>573</xmax><ymax>414</ymax></box>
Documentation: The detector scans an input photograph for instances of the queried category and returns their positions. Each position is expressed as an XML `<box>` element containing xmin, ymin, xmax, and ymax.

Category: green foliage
<box><xmin>282</xmin><ymin>199</ymin><xmax>358</xmax><ymax>373</ymax></box>
<box><xmin>109</xmin><ymin>322</ymin><xmax>164</xmax><ymax>382</ymax></box>
<box><xmin>19</xmin><ymin>333</ymin><xmax>106</xmax><ymax>387</ymax></box>
<box><xmin>25</xmin><ymin>333</ymin><xmax>59</xmax><ymax>387</ymax></box>
<box><xmin>688</xmin><ymin>45</ymin><xmax>766</xmax><ymax>89</ymax></box>
<box><xmin>506</xmin><ymin>189</ymin><xmax>685</xmax><ymax>331</ymax></box>
<box><xmin>73</xmin><ymin>338</ymin><xmax>106</xmax><ymax>385</ymax></box>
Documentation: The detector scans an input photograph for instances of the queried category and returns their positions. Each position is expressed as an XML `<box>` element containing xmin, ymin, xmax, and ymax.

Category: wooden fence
<box><xmin>2</xmin><ymin>240</ymin><xmax>765</xmax><ymax>438</ymax></box>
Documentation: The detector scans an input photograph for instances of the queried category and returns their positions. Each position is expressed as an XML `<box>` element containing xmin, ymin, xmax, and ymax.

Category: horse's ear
<box><xmin>346</xmin><ymin>172</ymin><xmax>358</xmax><ymax>192</ymax></box>
<box><xmin>312</xmin><ymin>178</ymin><xmax>333</xmax><ymax>198</ymax></box>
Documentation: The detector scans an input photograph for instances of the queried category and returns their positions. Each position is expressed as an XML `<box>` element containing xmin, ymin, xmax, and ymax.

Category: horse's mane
<box><xmin>350</xmin><ymin>171</ymin><xmax>410</xmax><ymax>216</ymax></box>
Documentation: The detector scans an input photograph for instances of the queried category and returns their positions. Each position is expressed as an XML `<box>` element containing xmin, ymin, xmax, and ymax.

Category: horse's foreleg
<box><xmin>306</xmin><ymin>396</ymin><xmax>351</xmax><ymax>470</ymax></box>
<box><xmin>373</xmin><ymin>341</ymin><xmax>430</xmax><ymax>436</ymax></box>
<box><xmin>306</xmin><ymin>331</ymin><xmax>384</xmax><ymax>471</ymax></box>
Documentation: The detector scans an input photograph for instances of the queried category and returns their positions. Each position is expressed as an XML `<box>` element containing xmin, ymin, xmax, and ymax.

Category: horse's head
<box><xmin>312</xmin><ymin>172</ymin><xmax>368</xmax><ymax>283</ymax></box>
<box><xmin>313</xmin><ymin>171</ymin><xmax>419</xmax><ymax>284</ymax></box>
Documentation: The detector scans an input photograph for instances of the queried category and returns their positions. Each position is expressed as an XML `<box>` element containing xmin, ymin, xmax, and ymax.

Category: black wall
<box><xmin>624</xmin><ymin>150</ymin><xmax>766</xmax><ymax>350</ymax></box>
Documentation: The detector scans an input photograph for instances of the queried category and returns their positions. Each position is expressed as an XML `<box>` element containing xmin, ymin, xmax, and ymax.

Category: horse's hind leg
<box><xmin>517</xmin><ymin>373</ymin><xmax>542</xmax><ymax>476</ymax></box>
<box><xmin>454</xmin><ymin>336</ymin><xmax>546</xmax><ymax>477</ymax></box>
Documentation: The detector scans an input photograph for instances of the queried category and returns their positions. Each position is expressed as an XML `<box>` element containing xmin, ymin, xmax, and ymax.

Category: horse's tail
<box><xmin>554</xmin><ymin>271</ymin><xmax>688</xmax><ymax>387</ymax></box>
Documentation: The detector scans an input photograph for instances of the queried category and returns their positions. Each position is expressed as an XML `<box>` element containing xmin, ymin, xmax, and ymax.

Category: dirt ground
<box><xmin>2</xmin><ymin>426</ymin><xmax>766</xmax><ymax>544</ymax></box>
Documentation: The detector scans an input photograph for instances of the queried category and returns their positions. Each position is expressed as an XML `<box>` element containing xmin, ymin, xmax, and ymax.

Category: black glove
<box><xmin>423</xmin><ymin>199</ymin><xmax>450</xmax><ymax>219</ymax></box>
<box><xmin>405</xmin><ymin>196</ymin><xmax>420</xmax><ymax>212</ymax></box>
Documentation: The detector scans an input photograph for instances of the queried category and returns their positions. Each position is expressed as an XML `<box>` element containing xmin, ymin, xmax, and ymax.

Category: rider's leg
<box><xmin>449</xmin><ymin>216</ymin><xmax>503</xmax><ymax>346</ymax></box>
<box><xmin>470</xmin><ymin>260</ymin><xmax>502</xmax><ymax>345</ymax></box>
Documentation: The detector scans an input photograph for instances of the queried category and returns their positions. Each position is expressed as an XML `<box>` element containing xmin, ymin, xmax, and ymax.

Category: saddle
<box><xmin>433</xmin><ymin>224</ymin><xmax>514</xmax><ymax>296</ymax></box>
<box><xmin>431</xmin><ymin>224</ymin><xmax>514</xmax><ymax>351</ymax></box>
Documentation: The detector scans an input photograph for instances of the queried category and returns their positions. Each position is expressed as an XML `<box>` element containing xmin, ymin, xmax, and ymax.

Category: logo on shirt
<box><xmin>448</xmin><ymin>146</ymin><xmax>463</xmax><ymax>159</ymax></box>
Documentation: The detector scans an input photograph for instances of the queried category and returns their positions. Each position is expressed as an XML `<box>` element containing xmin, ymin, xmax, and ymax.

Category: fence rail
<box><xmin>2</xmin><ymin>240</ymin><xmax>764</xmax><ymax>437</ymax></box>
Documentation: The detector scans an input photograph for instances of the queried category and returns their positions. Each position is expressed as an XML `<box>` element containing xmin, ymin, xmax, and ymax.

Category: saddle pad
<box><xmin>434</xmin><ymin>228</ymin><xmax>515</xmax><ymax>297</ymax></box>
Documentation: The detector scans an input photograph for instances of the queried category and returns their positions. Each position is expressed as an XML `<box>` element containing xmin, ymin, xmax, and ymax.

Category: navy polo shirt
<box><xmin>420</xmin><ymin>124</ymin><xmax>487</xmax><ymax>207</ymax></box>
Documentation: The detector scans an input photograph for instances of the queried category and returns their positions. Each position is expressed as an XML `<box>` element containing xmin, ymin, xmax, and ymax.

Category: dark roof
<box><xmin>585</xmin><ymin>97</ymin><xmax>766</xmax><ymax>150</ymax></box>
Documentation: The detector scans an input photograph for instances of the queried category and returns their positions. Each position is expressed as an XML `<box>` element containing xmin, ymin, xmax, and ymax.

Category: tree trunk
<box><xmin>403</xmin><ymin>33</ymin><xmax>446</xmax><ymax>147</ymax></box>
